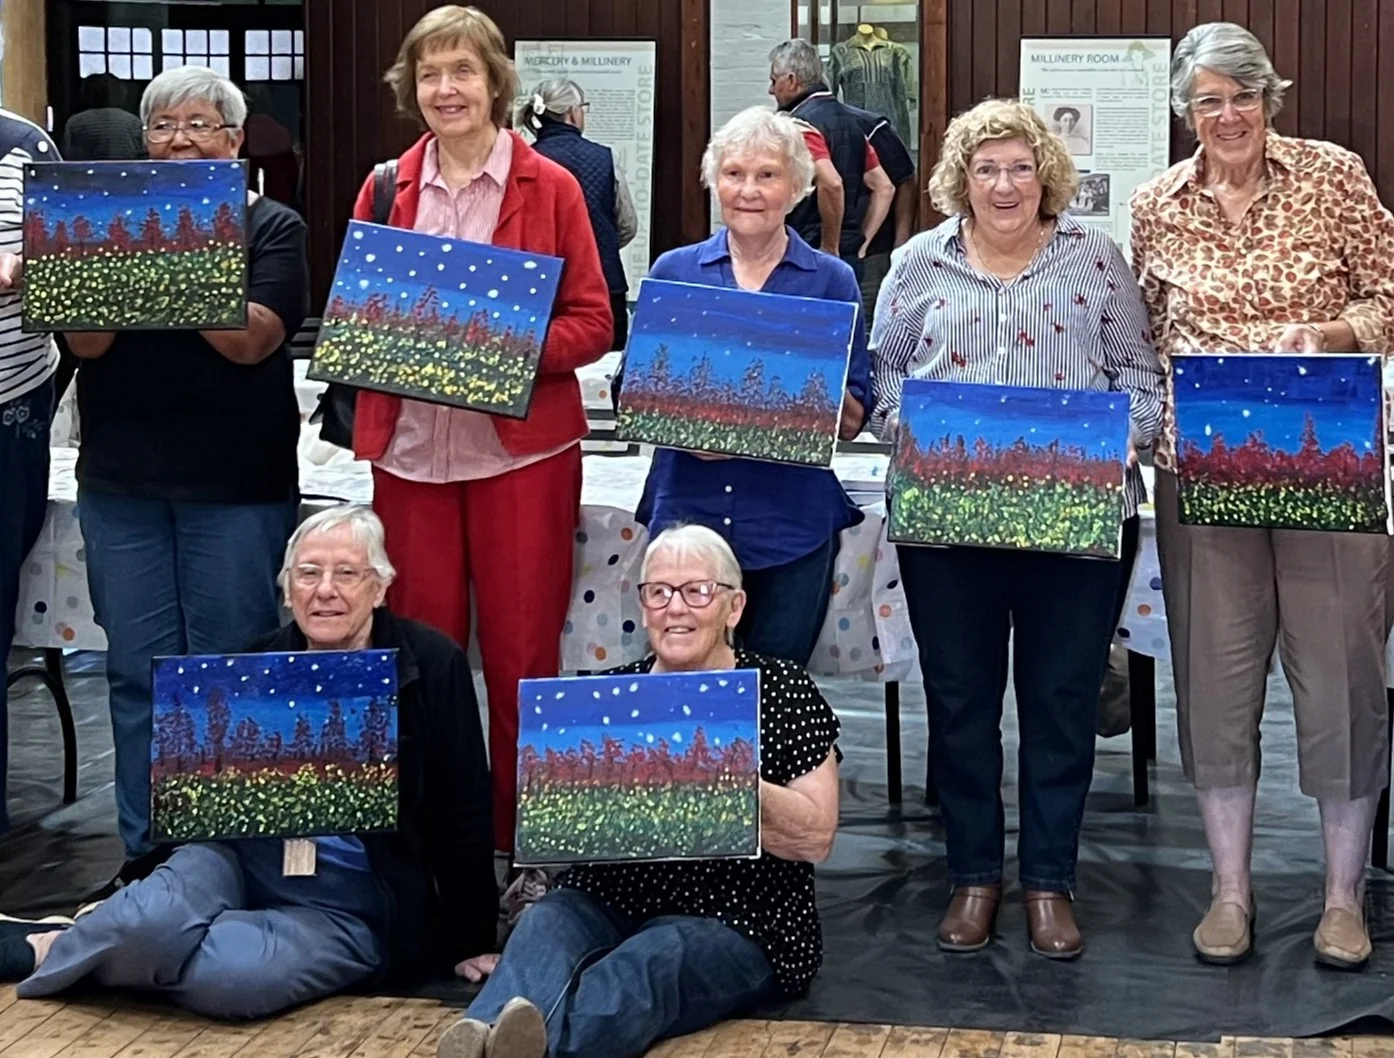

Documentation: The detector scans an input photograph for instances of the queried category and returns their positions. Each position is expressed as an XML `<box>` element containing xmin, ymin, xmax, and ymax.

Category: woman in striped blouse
<box><xmin>869</xmin><ymin>99</ymin><xmax>1164</xmax><ymax>960</ymax></box>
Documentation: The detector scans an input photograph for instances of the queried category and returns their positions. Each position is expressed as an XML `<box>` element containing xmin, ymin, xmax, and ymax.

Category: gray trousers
<box><xmin>17</xmin><ymin>842</ymin><xmax>383</xmax><ymax>1020</ymax></box>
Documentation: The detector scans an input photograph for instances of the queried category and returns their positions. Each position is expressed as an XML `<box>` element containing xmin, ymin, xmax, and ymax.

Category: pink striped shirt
<box><xmin>375</xmin><ymin>132</ymin><xmax>568</xmax><ymax>482</ymax></box>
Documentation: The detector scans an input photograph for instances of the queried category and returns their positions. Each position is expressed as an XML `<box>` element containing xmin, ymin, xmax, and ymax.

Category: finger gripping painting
<box><xmin>150</xmin><ymin>650</ymin><xmax>399</xmax><ymax>843</ymax></box>
<box><xmin>1172</xmin><ymin>353</ymin><xmax>1391</xmax><ymax>533</ymax></box>
<box><xmin>888</xmin><ymin>379</ymin><xmax>1130</xmax><ymax>558</ymax></box>
<box><xmin>22</xmin><ymin>160</ymin><xmax>248</xmax><ymax>332</ymax></box>
<box><xmin>308</xmin><ymin>220</ymin><xmax>563</xmax><ymax>418</ymax></box>
<box><xmin>615</xmin><ymin>279</ymin><xmax>858</xmax><ymax>466</ymax></box>
<box><xmin>515</xmin><ymin>669</ymin><xmax>762</xmax><ymax>865</ymax></box>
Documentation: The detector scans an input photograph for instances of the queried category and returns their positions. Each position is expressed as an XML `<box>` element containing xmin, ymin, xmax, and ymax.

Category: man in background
<box><xmin>60</xmin><ymin>74</ymin><xmax>144</xmax><ymax>163</ymax></box>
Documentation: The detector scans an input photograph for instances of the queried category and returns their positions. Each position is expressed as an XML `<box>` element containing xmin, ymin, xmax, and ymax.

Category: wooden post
<box><xmin>679</xmin><ymin>0</ymin><xmax>711</xmax><ymax>243</ymax></box>
<box><xmin>919</xmin><ymin>0</ymin><xmax>949</xmax><ymax>228</ymax></box>
<box><xmin>1</xmin><ymin>0</ymin><xmax>48</xmax><ymax>124</ymax></box>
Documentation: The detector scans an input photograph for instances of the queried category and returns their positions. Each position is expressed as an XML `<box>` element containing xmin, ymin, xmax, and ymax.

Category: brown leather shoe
<box><xmin>1314</xmin><ymin>907</ymin><xmax>1371</xmax><ymax>971</ymax></box>
<box><xmin>937</xmin><ymin>885</ymin><xmax>1001</xmax><ymax>952</ymax></box>
<box><xmin>1193</xmin><ymin>898</ymin><xmax>1254</xmax><ymax>965</ymax></box>
<box><xmin>1025</xmin><ymin>891</ymin><xmax>1083</xmax><ymax>960</ymax></box>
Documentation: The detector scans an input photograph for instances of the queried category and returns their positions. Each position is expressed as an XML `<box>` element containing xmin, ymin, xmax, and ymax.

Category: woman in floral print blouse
<box><xmin>1131</xmin><ymin>21</ymin><xmax>1394</xmax><ymax>972</ymax></box>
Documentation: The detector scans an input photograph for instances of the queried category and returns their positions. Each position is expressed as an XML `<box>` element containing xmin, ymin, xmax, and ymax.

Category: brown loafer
<box><xmin>436</xmin><ymin>1018</ymin><xmax>488</xmax><ymax>1058</ymax></box>
<box><xmin>1025</xmin><ymin>891</ymin><xmax>1083</xmax><ymax>960</ymax></box>
<box><xmin>937</xmin><ymin>885</ymin><xmax>1001</xmax><ymax>952</ymax></box>
<box><xmin>1193</xmin><ymin>898</ymin><xmax>1254</xmax><ymax>965</ymax></box>
<box><xmin>1314</xmin><ymin>907</ymin><xmax>1371</xmax><ymax>971</ymax></box>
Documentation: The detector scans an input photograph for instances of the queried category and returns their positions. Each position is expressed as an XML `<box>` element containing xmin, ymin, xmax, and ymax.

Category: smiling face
<box><xmin>1191</xmin><ymin>67</ymin><xmax>1267</xmax><ymax>174</ymax></box>
<box><xmin>965</xmin><ymin>136</ymin><xmax>1044</xmax><ymax>238</ymax></box>
<box><xmin>287</xmin><ymin>524</ymin><xmax>388</xmax><ymax>652</ymax></box>
<box><xmin>145</xmin><ymin>98</ymin><xmax>244</xmax><ymax>161</ymax></box>
<box><xmin>416</xmin><ymin>43</ymin><xmax>497</xmax><ymax>141</ymax></box>
<box><xmin>641</xmin><ymin>550</ymin><xmax>744</xmax><ymax>671</ymax></box>
<box><xmin>716</xmin><ymin>149</ymin><xmax>795</xmax><ymax>242</ymax></box>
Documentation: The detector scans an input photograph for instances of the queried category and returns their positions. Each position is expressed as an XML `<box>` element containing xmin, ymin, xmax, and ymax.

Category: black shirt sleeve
<box><xmin>869</xmin><ymin>122</ymin><xmax>915</xmax><ymax>187</ymax></box>
<box><xmin>758</xmin><ymin>657</ymin><xmax>841</xmax><ymax>786</ymax></box>
<box><xmin>247</xmin><ymin>198</ymin><xmax>309</xmax><ymax>338</ymax></box>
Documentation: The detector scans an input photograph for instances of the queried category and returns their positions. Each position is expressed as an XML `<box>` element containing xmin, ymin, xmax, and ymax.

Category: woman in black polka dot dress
<box><xmin>436</xmin><ymin>524</ymin><xmax>842</xmax><ymax>1058</ymax></box>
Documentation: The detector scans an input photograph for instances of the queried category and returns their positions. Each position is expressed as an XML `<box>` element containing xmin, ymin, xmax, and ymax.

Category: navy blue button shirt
<box><xmin>630</xmin><ymin>227</ymin><xmax>870</xmax><ymax>570</ymax></box>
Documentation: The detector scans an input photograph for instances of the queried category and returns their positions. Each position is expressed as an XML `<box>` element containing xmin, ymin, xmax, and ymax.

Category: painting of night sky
<box><xmin>308</xmin><ymin>220</ymin><xmax>563</xmax><ymax>417</ymax></box>
<box><xmin>514</xmin><ymin>669</ymin><xmax>762</xmax><ymax>865</ymax></box>
<box><xmin>615</xmin><ymin>278</ymin><xmax>858</xmax><ymax>466</ymax></box>
<box><xmin>1173</xmin><ymin>353</ymin><xmax>1390</xmax><ymax>532</ymax></box>
<box><xmin>889</xmin><ymin>379</ymin><xmax>1129</xmax><ymax>558</ymax></box>
<box><xmin>150</xmin><ymin>650</ymin><xmax>400</xmax><ymax>843</ymax></box>
<box><xmin>22</xmin><ymin>160</ymin><xmax>247</xmax><ymax>331</ymax></box>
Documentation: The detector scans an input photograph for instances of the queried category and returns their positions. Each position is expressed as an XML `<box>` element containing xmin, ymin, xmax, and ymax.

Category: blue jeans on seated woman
<box><xmin>76</xmin><ymin>489</ymin><xmax>299</xmax><ymax>857</ymax></box>
<box><xmin>467</xmin><ymin>887</ymin><xmax>778</xmax><ymax>1058</ymax></box>
<box><xmin>736</xmin><ymin>535</ymin><xmax>840</xmax><ymax>667</ymax></box>
<box><xmin>17</xmin><ymin>841</ymin><xmax>383</xmax><ymax>1019</ymax></box>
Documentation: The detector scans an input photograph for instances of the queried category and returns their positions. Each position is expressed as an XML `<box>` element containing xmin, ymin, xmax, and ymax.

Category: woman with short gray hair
<box><xmin>62</xmin><ymin>63</ymin><xmax>310</xmax><ymax>861</ymax></box>
<box><xmin>1131</xmin><ymin>21</ymin><xmax>1394</xmax><ymax>971</ymax></box>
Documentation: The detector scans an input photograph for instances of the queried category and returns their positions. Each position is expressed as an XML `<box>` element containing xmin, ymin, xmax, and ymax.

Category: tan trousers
<box><xmin>1154</xmin><ymin>471</ymin><xmax>1393</xmax><ymax>800</ymax></box>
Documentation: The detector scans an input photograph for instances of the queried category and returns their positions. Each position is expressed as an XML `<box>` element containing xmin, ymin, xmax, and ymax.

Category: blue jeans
<box><xmin>17</xmin><ymin>842</ymin><xmax>383</xmax><ymax>1019</ymax></box>
<box><xmin>897</xmin><ymin>544</ymin><xmax>1124</xmax><ymax>892</ymax></box>
<box><xmin>0</xmin><ymin>382</ymin><xmax>54</xmax><ymax>835</ymax></box>
<box><xmin>467</xmin><ymin>888</ymin><xmax>778</xmax><ymax>1058</ymax></box>
<box><xmin>737</xmin><ymin>535</ymin><xmax>840</xmax><ymax>667</ymax></box>
<box><xmin>77</xmin><ymin>489</ymin><xmax>299</xmax><ymax>856</ymax></box>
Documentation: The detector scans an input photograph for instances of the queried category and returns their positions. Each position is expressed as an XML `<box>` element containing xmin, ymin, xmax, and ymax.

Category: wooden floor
<box><xmin>0</xmin><ymin>988</ymin><xmax>1389</xmax><ymax>1058</ymax></box>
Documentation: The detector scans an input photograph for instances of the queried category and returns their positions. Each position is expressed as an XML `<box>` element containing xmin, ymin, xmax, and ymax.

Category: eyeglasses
<box><xmin>1190</xmin><ymin>89</ymin><xmax>1263</xmax><ymax>119</ymax></box>
<box><xmin>969</xmin><ymin>162</ymin><xmax>1038</xmax><ymax>184</ymax></box>
<box><xmin>291</xmin><ymin>564</ymin><xmax>377</xmax><ymax>589</ymax></box>
<box><xmin>637</xmin><ymin>580</ymin><xmax>736</xmax><ymax>610</ymax></box>
<box><xmin>144</xmin><ymin>119</ymin><xmax>238</xmax><ymax>143</ymax></box>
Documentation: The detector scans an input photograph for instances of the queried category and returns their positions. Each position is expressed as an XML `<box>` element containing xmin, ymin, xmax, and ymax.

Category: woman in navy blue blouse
<box><xmin>620</xmin><ymin>106</ymin><xmax>871</xmax><ymax>667</ymax></box>
<box><xmin>870</xmin><ymin>99</ymin><xmax>1164</xmax><ymax>960</ymax></box>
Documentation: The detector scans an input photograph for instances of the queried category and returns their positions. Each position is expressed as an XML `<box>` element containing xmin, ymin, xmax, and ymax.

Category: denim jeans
<box><xmin>467</xmin><ymin>888</ymin><xmax>778</xmax><ymax>1058</ymax></box>
<box><xmin>77</xmin><ymin>489</ymin><xmax>299</xmax><ymax>856</ymax></box>
<box><xmin>737</xmin><ymin>535</ymin><xmax>840</xmax><ymax>667</ymax></box>
<box><xmin>897</xmin><ymin>543</ymin><xmax>1124</xmax><ymax>892</ymax></box>
<box><xmin>0</xmin><ymin>381</ymin><xmax>55</xmax><ymax>835</ymax></box>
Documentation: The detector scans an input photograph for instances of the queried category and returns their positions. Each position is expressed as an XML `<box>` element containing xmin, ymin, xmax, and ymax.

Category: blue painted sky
<box><xmin>1173</xmin><ymin>354</ymin><xmax>1383</xmax><ymax>453</ymax></box>
<box><xmin>25</xmin><ymin>159</ymin><xmax>244</xmax><ymax>232</ymax></box>
<box><xmin>626</xmin><ymin>278</ymin><xmax>856</xmax><ymax>396</ymax></box>
<box><xmin>900</xmin><ymin>379</ymin><xmax>1130</xmax><ymax>457</ymax></box>
<box><xmin>330</xmin><ymin>220</ymin><xmax>562</xmax><ymax>337</ymax></box>
<box><xmin>519</xmin><ymin>670</ymin><xmax>760</xmax><ymax>755</ymax></box>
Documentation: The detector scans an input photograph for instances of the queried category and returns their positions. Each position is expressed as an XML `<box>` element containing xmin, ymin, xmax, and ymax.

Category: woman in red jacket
<box><xmin>351</xmin><ymin>5</ymin><xmax>612</xmax><ymax>876</ymax></box>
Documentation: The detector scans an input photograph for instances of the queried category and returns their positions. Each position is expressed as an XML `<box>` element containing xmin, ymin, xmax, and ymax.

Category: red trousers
<box><xmin>372</xmin><ymin>445</ymin><xmax>581</xmax><ymax>854</ymax></box>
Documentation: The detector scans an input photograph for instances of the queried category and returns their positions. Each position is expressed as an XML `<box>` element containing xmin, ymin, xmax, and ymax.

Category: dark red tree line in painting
<box><xmin>896</xmin><ymin>432</ymin><xmax>1123</xmax><ymax>490</ymax></box>
<box><xmin>1178</xmin><ymin>414</ymin><xmax>1384</xmax><ymax>489</ymax></box>
<box><xmin>24</xmin><ymin>204</ymin><xmax>243</xmax><ymax>259</ymax></box>
<box><xmin>519</xmin><ymin>726</ymin><xmax>757</xmax><ymax>791</ymax></box>
<box><xmin>326</xmin><ymin>287</ymin><xmax>541</xmax><ymax>359</ymax></box>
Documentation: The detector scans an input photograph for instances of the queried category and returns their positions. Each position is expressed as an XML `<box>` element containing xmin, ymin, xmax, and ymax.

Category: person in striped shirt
<box><xmin>870</xmin><ymin>98</ymin><xmax>1164</xmax><ymax>960</ymax></box>
<box><xmin>0</xmin><ymin>106</ymin><xmax>60</xmax><ymax>838</ymax></box>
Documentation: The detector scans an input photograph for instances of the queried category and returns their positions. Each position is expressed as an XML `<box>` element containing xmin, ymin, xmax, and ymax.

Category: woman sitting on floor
<box><xmin>436</xmin><ymin>524</ymin><xmax>842</xmax><ymax>1058</ymax></box>
<box><xmin>0</xmin><ymin>506</ymin><xmax>498</xmax><ymax>1020</ymax></box>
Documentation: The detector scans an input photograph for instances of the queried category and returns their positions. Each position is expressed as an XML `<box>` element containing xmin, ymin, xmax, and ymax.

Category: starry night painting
<box><xmin>615</xmin><ymin>279</ymin><xmax>858</xmax><ymax>466</ymax></box>
<box><xmin>308</xmin><ymin>221</ymin><xmax>563</xmax><ymax>417</ymax></box>
<box><xmin>149</xmin><ymin>650</ymin><xmax>400</xmax><ymax>843</ymax></box>
<box><xmin>1173</xmin><ymin>354</ymin><xmax>1390</xmax><ymax>532</ymax></box>
<box><xmin>22</xmin><ymin>160</ymin><xmax>247</xmax><ymax>332</ymax></box>
<box><xmin>888</xmin><ymin>379</ymin><xmax>1130</xmax><ymax>558</ymax></box>
<box><xmin>514</xmin><ymin>669</ymin><xmax>762</xmax><ymax>865</ymax></box>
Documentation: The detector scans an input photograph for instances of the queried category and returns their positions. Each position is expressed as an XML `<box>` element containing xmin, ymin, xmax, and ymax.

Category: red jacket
<box><xmin>349</xmin><ymin>131</ymin><xmax>614</xmax><ymax>461</ymax></box>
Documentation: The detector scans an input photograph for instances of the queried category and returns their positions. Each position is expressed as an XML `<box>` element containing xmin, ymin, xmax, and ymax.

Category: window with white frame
<box><xmin>78</xmin><ymin>25</ymin><xmax>155</xmax><ymax>80</ymax></box>
<box><xmin>161</xmin><ymin>29</ymin><xmax>232</xmax><ymax>77</ymax></box>
<box><xmin>244</xmin><ymin>29</ymin><xmax>304</xmax><ymax>81</ymax></box>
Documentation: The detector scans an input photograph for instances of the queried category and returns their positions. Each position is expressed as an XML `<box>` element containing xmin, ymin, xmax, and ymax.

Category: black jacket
<box><xmin>783</xmin><ymin>83</ymin><xmax>870</xmax><ymax>257</ymax></box>
<box><xmin>255</xmin><ymin>609</ymin><xmax>498</xmax><ymax>983</ymax></box>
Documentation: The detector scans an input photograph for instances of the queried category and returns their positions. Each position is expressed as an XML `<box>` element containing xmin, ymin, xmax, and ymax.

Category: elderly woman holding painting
<box><xmin>619</xmin><ymin>105</ymin><xmax>870</xmax><ymax>669</ymax></box>
<box><xmin>1131</xmin><ymin>21</ymin><xmax>1394</xmax><ymax>970</ymax></box>
<box><xmin>870</xmin><ymin>98</ymin><xmax>1163</xmax><ymax>958</ymax></box>
<box><xmin>434</xmin><ymin>524</ymin><xmax>840</xmax><ymax>1058</ymax></box>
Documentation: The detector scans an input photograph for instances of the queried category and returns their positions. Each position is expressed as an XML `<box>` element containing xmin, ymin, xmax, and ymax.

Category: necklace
<box><xmin>966</xmin><ymin>219</ymin><xmax>1050</xmax><ymax>281</ymax></box>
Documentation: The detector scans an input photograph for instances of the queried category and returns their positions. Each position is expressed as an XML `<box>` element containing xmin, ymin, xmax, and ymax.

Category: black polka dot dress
<box><xmin>559</xmin><ymin>649</ymin><xmax>841</xmax><ymax>996</ymax></box>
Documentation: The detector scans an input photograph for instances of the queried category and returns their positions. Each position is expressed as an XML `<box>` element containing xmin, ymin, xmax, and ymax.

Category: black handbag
<box><xmin>311</xmin><ymin>159</ymin><xmax>399</xmax><ymax>449</ymax></box>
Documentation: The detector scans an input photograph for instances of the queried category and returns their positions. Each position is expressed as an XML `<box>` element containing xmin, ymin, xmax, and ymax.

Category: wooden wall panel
<box><xmin>305</xmin><ymin>0</ymin><xmax>708</xmax><ymax>304</ymax></box>
<box><xmin>1</xmin><ymin>0</ymin><xmax>47</xmax><ymax>124</ymax></box>
<box><xmin>945</xmin><ymin>0</ymin><xmax>1394</xmax><ymax>207</ymax></box>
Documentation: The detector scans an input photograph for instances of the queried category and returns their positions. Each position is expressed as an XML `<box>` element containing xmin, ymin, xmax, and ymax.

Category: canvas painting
<box><xmin>615</xmin><ymin>279</ymin><xmax>858</xmax><ymax>466</ymax></box>
<box><xmin>515</xmin><ymin>669</ymin><xmax>762</xmax><ymax>865</ymax></box>
<box><xmin>22</xmin><ymin>159</ymin><xmax>247</xmax><ymax>332</ymax></box>
<box><xmin>1173</xmin><ymin>353</ymin><xmax>1390</xmax><ymax>533</ymax></box>
<box><xmin>150</xmin><ymin>650</ymin><xmax>400</xmax><ymax>843</ymax></box>
<box><xmin>308</xmin><ymin>221</ymin><xmax>562</xmax><ymax>418</ymax></box>
<box><xmin>888</xmin><ymin>379</ymin><xmax>1130</xmax><ymax>558</ymax></box>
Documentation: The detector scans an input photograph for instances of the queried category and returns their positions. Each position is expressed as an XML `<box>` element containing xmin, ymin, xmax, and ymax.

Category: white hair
<box><xmin>140</xmin><ymin>65</ymin><xmax>248</xmax><ymax>128</ymax></box>
<box><xmin>701</xmin><ymin>106</ymin><xmax>815</xmax><ymax>207</ymax></box>
<box><xmin>768</xmin><ymin>39</ymin><xmax>824</xmax><ymax>88</ymax></box>
<box><xmin>515</xmin><ymin>78</ymin><xmax>585</xmax><ymax>133</ymax></box>
<box><xmin>279</xmin><ymin>506</ymin><xmax>396</xmax><ymax>595</ymax></box>
<box><xmin>641</xmin><ymin>524</ymin><xmax>743</xmax><ymax>590</ymax></box>
<box><xmin>1170</xmin><ymin>22</ymin><xmax>1290</xmax><ymax>126</ymax></box>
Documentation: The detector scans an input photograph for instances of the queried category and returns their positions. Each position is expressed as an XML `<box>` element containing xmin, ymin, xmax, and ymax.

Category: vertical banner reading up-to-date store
<box><xmin>1019</xmin><ymin>37</ymin><xmax>1173</xmax><ymax>260</ymax></box>
<box><xmin>514</xmin><ymin>40</ymin><xmax>656</xmax><ymax>294</ymax></box>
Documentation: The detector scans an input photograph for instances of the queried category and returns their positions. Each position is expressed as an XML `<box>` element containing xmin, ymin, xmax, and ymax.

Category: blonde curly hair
<box><xmin>929</xmin><ymin>98</ymin><xmax>1079</xmax><ymax>218</ymax></box>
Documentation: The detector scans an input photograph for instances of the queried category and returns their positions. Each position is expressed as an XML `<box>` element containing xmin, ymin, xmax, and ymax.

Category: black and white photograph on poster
<box><xmin>1071</xmin><ymin>173</ymin><xmax>1110</xmax><ymax>217</ymax></box>
<box><xmin>1050</xmin><ymin>103</ymin><xmax>1093</xmax><ymax>155</ymax></box>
